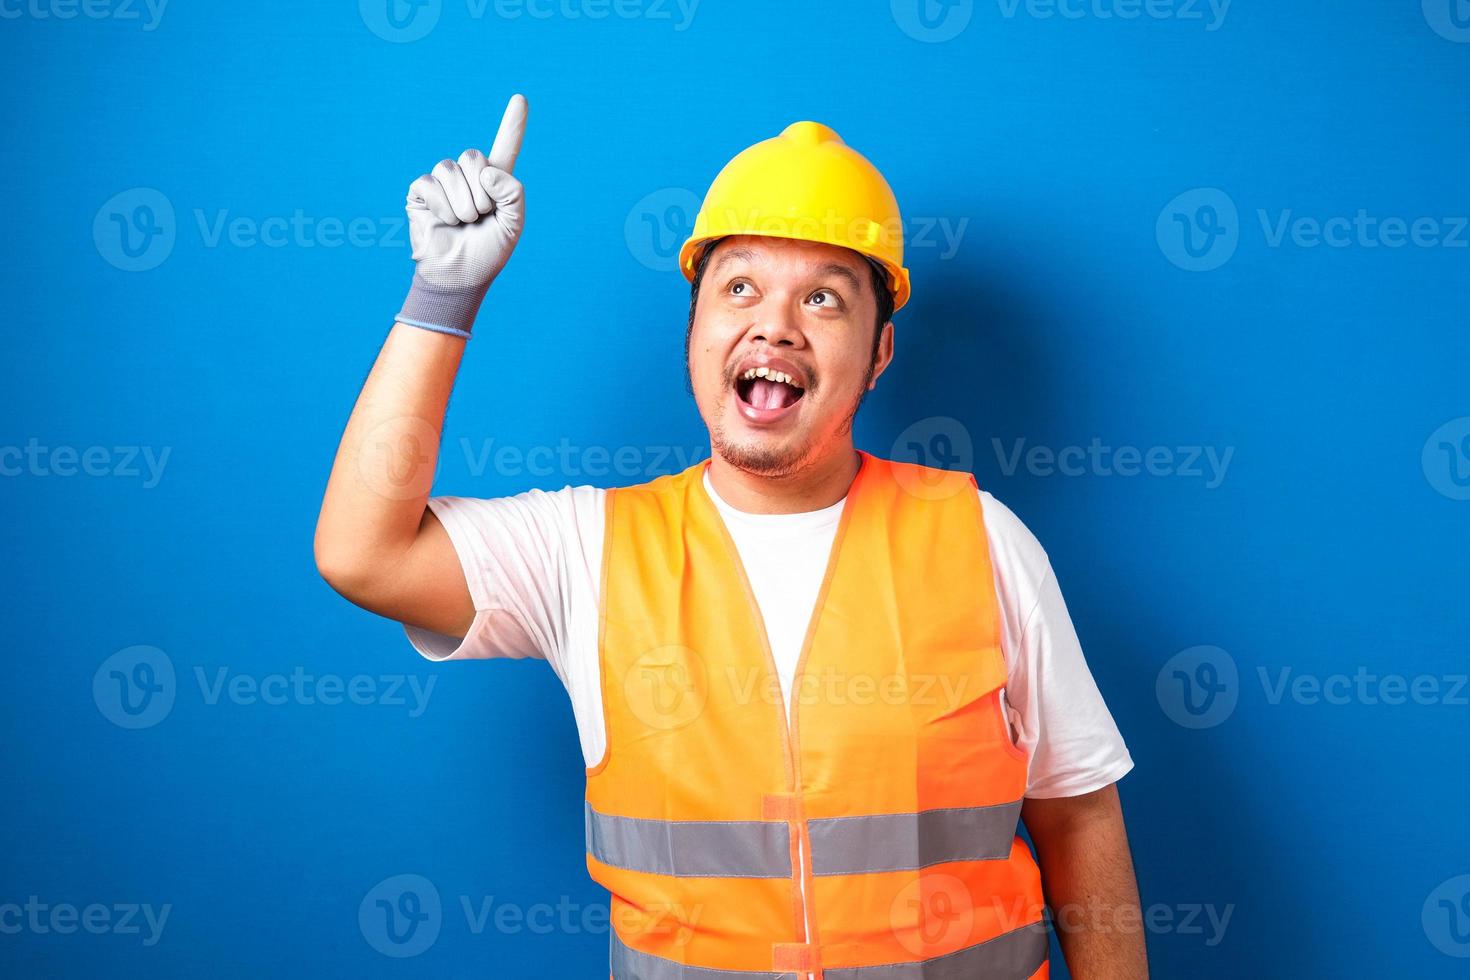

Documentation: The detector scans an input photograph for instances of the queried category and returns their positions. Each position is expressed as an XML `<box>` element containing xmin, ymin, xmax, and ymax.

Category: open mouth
<box><xmin>733</xmin><ymin>368</ymin><xmax>806</xmax><ymax>424</ymax></box>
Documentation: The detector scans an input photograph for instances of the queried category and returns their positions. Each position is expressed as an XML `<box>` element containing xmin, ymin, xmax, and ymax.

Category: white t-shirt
<box><xmin>405</xmin><ymin>468</ymin><xmax>1134</xmax><ymax>799</ymax></box>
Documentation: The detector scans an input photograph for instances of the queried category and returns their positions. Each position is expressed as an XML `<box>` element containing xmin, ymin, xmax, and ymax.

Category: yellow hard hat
<box><xmin>679</xmin><ymin>121</ymin><xmax>911</xmax><ymax>311</ymax></box>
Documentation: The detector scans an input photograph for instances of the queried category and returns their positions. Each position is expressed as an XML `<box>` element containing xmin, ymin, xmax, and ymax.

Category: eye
<box><xmin>808</xmin><ymin>288</ymin><xmax>843</xmax><ymax>309</ymax></box>
<box><xmin>728</xmin><ymin>279</ymin><xmax>757</xmax><ymax>298</ymax></box>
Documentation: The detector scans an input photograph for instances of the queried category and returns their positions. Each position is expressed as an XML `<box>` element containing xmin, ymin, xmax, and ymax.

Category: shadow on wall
<box><xmin>867</xmin><ymin>246</ymin><xmax>1365</xmax><ymax>975</ymax></box>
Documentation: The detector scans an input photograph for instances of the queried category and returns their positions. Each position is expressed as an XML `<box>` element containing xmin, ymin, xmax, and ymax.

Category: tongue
<box><xmin>748</xmin><ymin>378</ymin><xmax>796</xmax><ymax>410</ymax></box>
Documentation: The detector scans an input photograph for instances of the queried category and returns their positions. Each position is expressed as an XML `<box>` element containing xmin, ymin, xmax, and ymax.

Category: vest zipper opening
<box><xmin>696</xmin><ymin>451</ymin><xmax>872</xmax><ymax>980</ymax></box>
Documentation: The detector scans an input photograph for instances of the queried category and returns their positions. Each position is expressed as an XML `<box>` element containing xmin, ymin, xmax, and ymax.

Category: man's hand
<box><xmin>396</xmin><ymin>93</ymin><xmax>529</xmax><ymax>338</ymax></box>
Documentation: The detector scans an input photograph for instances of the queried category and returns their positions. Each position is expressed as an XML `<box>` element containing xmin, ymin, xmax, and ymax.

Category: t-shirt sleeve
<box><xmin>980</xmin><ymin>490</ymin><xmax>1136</xmax><ymax>799</ymax></box>
<box><xmin>402</xmin><ymin>485</ymin><xmax>604</xmax><ymax>687</ymax></box>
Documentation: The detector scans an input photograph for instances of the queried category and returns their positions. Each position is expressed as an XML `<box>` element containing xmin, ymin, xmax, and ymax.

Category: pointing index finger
<box><xmin>486</xmin><ymin>93</ymin><xmax>528</xmax><ymax>175</ymax></box>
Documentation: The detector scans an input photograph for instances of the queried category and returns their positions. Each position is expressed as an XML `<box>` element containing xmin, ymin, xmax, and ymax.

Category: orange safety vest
<box><xmin>586</xmin><ymin>451</ymin><xmax>1049</xmax><ymax>979</ymax></box>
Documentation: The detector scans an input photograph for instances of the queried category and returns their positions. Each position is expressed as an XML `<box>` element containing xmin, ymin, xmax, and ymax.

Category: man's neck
<box><xmin>706</xmin><ymin>445</ymin><xmax>862</xmax><ymax>515</ymax></box>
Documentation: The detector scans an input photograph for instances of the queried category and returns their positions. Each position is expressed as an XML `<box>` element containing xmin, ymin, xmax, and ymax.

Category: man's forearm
<box><xmin>1022</xmin><ymin>783</ymin><xmax>1149</xmax><ymax>979</ymax></box>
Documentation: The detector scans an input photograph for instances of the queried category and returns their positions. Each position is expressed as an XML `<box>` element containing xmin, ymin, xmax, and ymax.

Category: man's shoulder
<box><xmin>605</xmin><ymin>459</ymin><xmax>708</xmax><ymax>499</ymax></box>
<box><xmin>434</xmin><ymin>481</ymin><xmax>605</xmax><ymax>507</ymax></box>
<box><xmin>973</xmin><ymin>486</ymin><xmax>1052</xmax><ymax>587</ymax></box>
<box><xmin>429</xmin><ymin>482</ymin><xmax>608</xmax><ymax>539</ymax></box>
<box><xmin>522</xmin><ymin>483</ymin><xmax>607</xmax><ymax>533</ymax></box>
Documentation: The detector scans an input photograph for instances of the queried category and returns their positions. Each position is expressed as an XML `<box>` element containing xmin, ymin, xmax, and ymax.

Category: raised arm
<box><xmin>314</xmin><ymin>94</ymin><xmax>529</xmax><ymax>639</ymax></box>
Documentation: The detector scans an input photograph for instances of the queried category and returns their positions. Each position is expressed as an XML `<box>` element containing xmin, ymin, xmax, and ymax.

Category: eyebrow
<box><xmin>710</xmin><ymin>248</ymin><xmax>866</xmax><ymax>295</ymax></box>
<box><xmin>710</xmin><ymin>246</ymin><xmax>760</xmax><ymax>278</ymax></box>
<box><xmin>817</xmin><ymin>263</ymin><xmax>863</xmax><ymax>294</ymax></box>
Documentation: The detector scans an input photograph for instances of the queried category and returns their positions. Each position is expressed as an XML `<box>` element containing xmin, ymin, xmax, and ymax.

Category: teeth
<box><xmin>741</xmin><ymin>367</ymin><xmax>801</xmax><ymax>387</ymax></box>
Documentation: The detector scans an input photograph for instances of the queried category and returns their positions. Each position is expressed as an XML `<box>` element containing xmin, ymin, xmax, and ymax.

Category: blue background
<box><xmin>4</xmin><ymin>0</ymin><xmax>1468</xmax><ymax>976</ymax></box>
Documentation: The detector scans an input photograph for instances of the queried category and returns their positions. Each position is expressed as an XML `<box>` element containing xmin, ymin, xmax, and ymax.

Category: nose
<box><xmin>744</xmin><ymin>302</ymin><xmax>806</xmax><ymax>349</ymax></box>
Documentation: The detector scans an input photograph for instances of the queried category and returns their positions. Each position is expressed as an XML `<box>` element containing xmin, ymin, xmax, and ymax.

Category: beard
<box><xmin>710</xmin><ymin>364</ymin><xmax>873</xmax><ymax>478</ymax></box>
<box><xmin>711</xmin><ymin>423</ymin><xmax>816</xmax><ymax>477</ymax></box>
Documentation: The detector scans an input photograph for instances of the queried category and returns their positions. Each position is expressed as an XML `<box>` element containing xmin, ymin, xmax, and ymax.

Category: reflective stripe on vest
<box><xmin>589</xmin><ymin>453</ymin><xmax>1049</xmax><ymax>977</ymax></box>
<box><xmin>586</xmin><ymin>802</ymin><xmax>792</xmax><ymax>878</ymax></box>
<box><xmin>611</xmin><ymin>921</ymin><xmax>1049</xmax><ymax>980</ymax></box>
<box><xmin>586</xmin><ymin>800</ymin><xmax>1022</xmax><ymax>878</ymax></box>
<box><xmin>808</xmin><ymin>800</ymin><xmax>1023</xmax><ymax>876</ymax></box>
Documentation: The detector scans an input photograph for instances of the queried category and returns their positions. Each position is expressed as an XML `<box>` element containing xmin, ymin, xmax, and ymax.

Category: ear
<box><xmin>868</xmin><ymin>320</ymin><xmax>895</xmax><ymax>390</ymax></box>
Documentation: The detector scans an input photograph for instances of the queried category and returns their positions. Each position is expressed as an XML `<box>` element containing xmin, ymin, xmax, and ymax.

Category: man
<box><xmin>316</xmin><ymin>94</ymin><xmax>1147</xmax><ymax>978</ymax></box>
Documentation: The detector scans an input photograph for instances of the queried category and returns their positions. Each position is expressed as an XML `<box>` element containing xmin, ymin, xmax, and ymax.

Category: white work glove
<box><xmin>395</xmin><ymin>93</ymin><xmax>528</xmax><ymax>339</ymax></box>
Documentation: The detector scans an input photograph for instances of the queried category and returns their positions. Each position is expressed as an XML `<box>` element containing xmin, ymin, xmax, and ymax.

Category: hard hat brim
<box><xmin>679</xmin><ymin>232</ymin><xmax>911</xmax><ymax>313</ymax></box>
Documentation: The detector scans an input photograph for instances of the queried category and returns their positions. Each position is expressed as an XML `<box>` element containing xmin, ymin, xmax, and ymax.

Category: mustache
<box><xmin>725</xmin><ymin>364</ymin><xmax>816</xmax><ymax>391</ymax></box>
